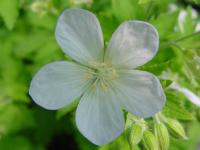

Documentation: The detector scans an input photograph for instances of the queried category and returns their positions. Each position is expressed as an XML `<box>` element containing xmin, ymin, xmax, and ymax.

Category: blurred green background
<box><xmin>0</xmin><ymin>0</ymin><xmax>200</xmax><ymax>149</ymax></box>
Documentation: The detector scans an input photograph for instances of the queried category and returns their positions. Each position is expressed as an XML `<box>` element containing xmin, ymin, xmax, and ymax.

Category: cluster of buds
<box><xmin>126</xmin><ymin>113</ymin><xmax>187</xmax><ymax>150</ymax></box>
<box><xmin>164</xmin><ymin>118</ymin><xmax>187</xmax><ymax>140</ymax></box>
<box><xmin>154</xmin><ymin>121</ymin><xmax>169</xmax><ymax>150</ymax></box>
<box><xmin>70</xmin><ymin>0</ymin><xmax>93</xmax><ymax>7</ymax></box>
<box><xmin>125</xmin><ymin>113</ymin><xmax>147</xmax><ymax>149</ymax></box>
<box><xmin>30</xmin><ymin>0</ymin><xmax>57</xmax><ymax>16</ymax></box>
<box><xmin>143</xmin><ymin>130</ymin><xmax>159</xmax><ymax>150</ymax></box>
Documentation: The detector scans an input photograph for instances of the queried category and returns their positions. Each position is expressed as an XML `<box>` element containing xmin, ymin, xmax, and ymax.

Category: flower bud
<box><xmin>142</xmin><ymin>131</ymin><xmax>159</xmax><ymax>150</ymax></box>
<box><xmin>166</xmin><ymin>118</ymin><xmax>187</xmax><ymax>139</ymax></box>
<box><xmin>154</xmin><ymin>123</ymin><xmax>169</xmax><ymax>150</ymax></box>
<box><xmin>31</xmin><ymin>1</ymin><xmax>48</xmax><ymax>14</ymax></box>
<box><xmin>127</xmin><ymin>123</ymin><xmax>143</xmax><ymax>148</ymax></box>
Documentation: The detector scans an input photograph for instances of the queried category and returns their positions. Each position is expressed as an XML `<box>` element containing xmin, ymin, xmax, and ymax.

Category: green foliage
<box><xmin>138</xmin><ymin>0</ymin><xmax>152</xmax><ymax>4</ymax></box>
<box><xmin>98</xmin><ymin>135</ymin><xmax>130</xmax><ymax>150</ymax></box>
<box><xmin>0</xmin><ymin>0</ymin><xmax>200</xmax><ymax>149</ymax></box>
<box><xmin>162</xmin><ymin>91</ymin><xmax>195</xmax><ymax>120</ymax></box>
<box><xmin>111</xmin><ymin>0</ymin><xmax>144</xmax><ymax>21</ymax></box>
<box><xmin>151</xmin><ymin>11</ymin><xmax>179</xmax><ymax>40</ymax></box>
<box><xmin>0</xmin><ymin>0</ymin><xmax>19</xmax><ymax>30</ymax></box>
<box><xmin>0</xmin><ymin>104</ymin><xmax>35</xmax><ymax>135</ymax></box>
<box><xmin>179</xmin><ymin>7</ymin><xmax>195</xmax><ymax>35</ymax></box>
<box><xmin>0</xmin><ymin>136</ymin><xmax>34</xmax><ymax>150</ymax></box>
<box><xmin>56</xmin><ymin>98</ymin><xmax>79</xmax><ymax>119</ymax></box>
<box><xmin>169</xmin><ymin>121</ymin><xmax>200</xmax><ymax>150</ymax></box>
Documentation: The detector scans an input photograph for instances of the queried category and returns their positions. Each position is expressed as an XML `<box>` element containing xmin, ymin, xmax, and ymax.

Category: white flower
<box><xmin>29</xmin><ymin>8</ymin><xmax>166</xmax><ymax>145</ymax></box>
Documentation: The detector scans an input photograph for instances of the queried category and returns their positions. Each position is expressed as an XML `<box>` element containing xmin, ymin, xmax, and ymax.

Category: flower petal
<box><xmin>76</xmin><ymin>85</ymin><xmax>124</xmax><ymax>145</ymax></box>
<box><xmin>29</xmin><ymin>61</ymin><xmax>92</xmax><ymax>110</ymax></box>
<box><xmin>55</xmin><ymin>8</ymin><xmax>104</xmax><ymax>66</ymax></box>
<box><xmin>105</xmin><ymin>21</ymin><xmax>159</xmax><ymax>69</ymax></box>
<box><xmin>113</xmin><ymin>70</ymin><xmax>165</xmax><ymax>118</ymax></box>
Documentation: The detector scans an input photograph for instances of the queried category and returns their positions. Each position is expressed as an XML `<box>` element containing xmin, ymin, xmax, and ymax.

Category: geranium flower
<box><xmin>29</xmin><ymin>8</ymin><xmax>166</xmax><ymax>145</ymax></box>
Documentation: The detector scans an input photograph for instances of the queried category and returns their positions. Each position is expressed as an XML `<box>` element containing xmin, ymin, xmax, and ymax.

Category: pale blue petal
<box><xmin>76</xmin><ymin>85</ymin><xmax>124</xmax><ymax>145</ymax></box>
<box><xmin>29</xmin><ymin>61</ymin><xmax>92</xmax><ymax>110</ymax></box>
<box><xmin>113</xmin><ymin>70</ymin><xmax>165</xmax><ymax>118</ymax></box>
<box><xmin>55</xmin><ymin>8</ymin><xmax>104</xmax><ymax>66</ymax></box>
<box><xmin>105</xmin><ymin>21</ymin><xmax>159</xmax><ymax>69</ymax></box>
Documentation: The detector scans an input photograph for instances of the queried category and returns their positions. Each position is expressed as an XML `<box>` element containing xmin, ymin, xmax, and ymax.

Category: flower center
<box><xmin>89</xmin><ymin>63</ymin><xmax>118</xmax><ymax>91</ymax></box>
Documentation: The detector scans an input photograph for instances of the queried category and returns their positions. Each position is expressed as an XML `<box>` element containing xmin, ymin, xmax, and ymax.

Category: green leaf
<box><xmin>14</xmin><ymin>30</ymin><xmax>53</xmax><ymax>58</ymax></box>
<box><xmin>0</xmin><ymin>0</ymin><xmax>19</xmax><ymax>30</ymax></box>
<box><xmin>0</xmin><ymin>104</ymin><xmax>35</xmax><ymax>135</ymax></box>
<box><xmin>151</xmin><ymin>11</ymin><xmax>179</xmax><ymax>40</ymax></box>
<box><xmin>153</xmin><ymin>0</ymin><xmax>176</xmax><ymax>14</ymax></box>
<box><xmin>0</xmin><ymin>41</ymin><xmax>30</xmax><ymax>102</ymax></box>
<box><xmin>138</xmin><ymin>0</ymin><xmax>152</xmax><ymax>4</ymax></box>
<box><xmin>56</xmin><ymin>99</ymin><xmax>79</xmax><ymax>119</ymax></box>
<box><xmin>193</xmin><ymin>0</ymin><xmax>200</xmax><ymax>4</ymax></box>
<box><xmin>25</xmin><ymin>12</ymin><xmax>56</xmax><ymax>30</ymax></box>
<box><xmin>139</xmin><ymin>60</ymin><xmax>171</xmax><ymax>75</ymax></box>
<box><xmin>162</xmin><ymin>91</ymin><xmax>195</xmax><ymax>120</ymax></box>
<box><xmin>111</xmin><ymin>0</ymin><xmax>145</xmax><ymax>21</ymax></box>
<box><xmin>178</xmin><ymin>7</ymin><xmax>195</xmax><ymax>35</ymax></box>
<box><xmin>160</xmin><ymin>79</ymin><xmax>173</xmax><ymax>89</ymax></box>
<box><xmin>0</xmin><ymin>136</ymin><xmax>33</xmax><ymax>150</ymax></box>
<box><xmin>98</xmin><ymin>13</ymin><xmax>118</xmax><ymax>42</ymax></box>
<box><xmin>183</xmin><ymin>49</ymin><xmax>200</xmax><ymax>81</ymax></box>
<box><xmin>98</xmin><ymin>134</ymin><xmax>130</xmax><ymax>150</ymax></box>
<box><xmin>111</xmin><ymin>0</ymin><xmax>134</xmax><ymax>20</ymax></box>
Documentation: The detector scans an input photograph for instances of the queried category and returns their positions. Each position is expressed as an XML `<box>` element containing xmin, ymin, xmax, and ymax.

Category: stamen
<box><xmin>88</xmin><ymin>62</ymin><xmax>118</xmax><ymax>91</ymax></box>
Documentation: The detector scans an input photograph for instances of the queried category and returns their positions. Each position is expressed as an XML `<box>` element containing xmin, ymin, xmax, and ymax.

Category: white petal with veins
<box><xmin>55</xmin><ymin>8</ymin><xmax>104</xmax><ymax>66</ymax></box>
<box><xmin>76</xmin><ymin>84</ymin><xmax>124</xmax><ymax>145</ymax></box>
<box><xmin>113</xmin><ymin>70</ymin><xmax>166</xmax><ymax>118</ymax></box>
<box><xmin>29</xmin><ymin>61</ymin><xmax>93</xmax><ymax>110</ymax></box>
<box><xmin>105</xmin><ymin>21</ymin><xmax>159</xmax><ymax>69</ymax></box>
